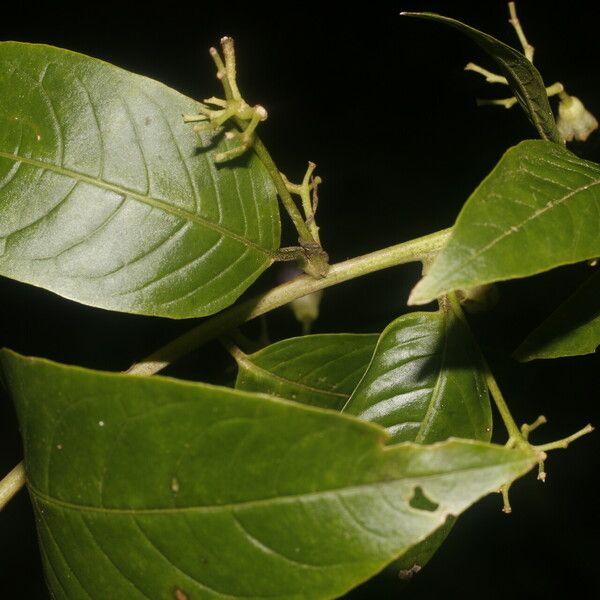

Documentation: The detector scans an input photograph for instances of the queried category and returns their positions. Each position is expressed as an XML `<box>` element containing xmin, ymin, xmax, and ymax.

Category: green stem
<box><xmin>247</xmin><ymin>131</ymin><xmax>315</xmax><ymax>244</ymax></box>
<box><xmin>1</xmin><ymin>227</ymin><xmax>450</xmax><ymax>511</ymax></box>
<box><xmin>508</xmin><ymin>1</ymin><xmax>534</xmax><ymax>63</ymax></box>
<box><xmin>127</xmin><ymin>227</ymin><xmax>452</xmax><ymax>376</ymax></box>
<box><xmin>536</xmin><ymin>424</ymin><xmax>594</xmax><ymax>452</ymax></box>
<box><xmin>300</xmin><ymin>163</ymin><xmax>321</xmax><ymax>243</ymax></box>
<box><xmin>483</xmin><ymin>366</ymin><xmax>523</xmax><ymax>442</ymax></box>
<box><xmin>0</xmin><ymin>462</ymin><xmax>25</xmax><ymax>511</ymax></box>
<box><xmin>447</xmin><ymin>292</ymin><xmax>522</xmax><ymax>442</ymax></box>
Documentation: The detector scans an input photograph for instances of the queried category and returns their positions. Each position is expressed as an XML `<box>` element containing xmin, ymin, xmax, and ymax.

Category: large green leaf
<box><xmin>233</xmin><ymin>333</ymin><xmax>378</xmax><ymax>410</ymax></box>
<box><xmin>402</xmin><ymin>12</ymin><xmax>561</xmax><ymax>143</ymax></box>
<box><xmin>343</xmin><ymin>311</ymin><xmax>491</xmax><ymax>444</ymax></box>
<box><xmin>1</xmin><ymin>350</ymin><xmax>534</xmax><ymax>600</ymax></box>
<box><xmin>0</xmin><ymin>43</ymin><xmax>280</xmax><ymax>318</ymax></box>
<box><xmin>409</xmin><ymin>140</ymin><xmax>600</xmax><ymax>305</ymax></box>
<box><xmin>342</xmin><ymin>310</ymin><xmax>491</xmax><ymax>573</ymax></box>
<box><xmin>515</xmin><ymin>269</ymin><xmax>600</xmax><ymax>360</ymax></box>
<box><xmin>235</xmin><ymin>320</ymin><xmax>491</xmax><ymax>575</ymax></box>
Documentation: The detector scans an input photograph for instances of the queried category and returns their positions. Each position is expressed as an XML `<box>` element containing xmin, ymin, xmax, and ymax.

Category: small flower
<box><xmin>290</xmin><ymin>290</ymin><xmax>323</xmax><ymax>334</ymax></box>
<box><xmin>557</xmin><ymin>94</ymin><xmax>598</xmax><ymax>142</ymax></box>
<box><xmin>457</xmin><ymin>283</ymin><xmax>498</xmax><ymax>314</ymax></box>
<box><xmin>278</xmin><ymin>265</ymin><xmax>324</xmax><ymax>334</ymax></box>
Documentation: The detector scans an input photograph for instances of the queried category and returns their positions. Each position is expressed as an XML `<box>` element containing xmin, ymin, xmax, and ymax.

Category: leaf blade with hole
<box><xmin>515</xmin><ymin>269</ymin><xmax>600</xmax><ymax>360</ymax></box>
<box><xmin>1</xmin><ymin>349</ymin><xmax>534</xmax><ymax>600</ymax></box>
<box><xmin>409</xmin><ymin>140</ymin><xmax>600</xmax><ymax>305</ymax></box>
<box><xmin>0</xmin><ymin>42</ymin><xmax>280</xmax><ymax>318</ymax></box>
<box><xmin>233</xmin><ymin>333</ymin><xmax>379</xmax><ymax>410</ymax></box>
<box><xmin>343</xmin><ymin>309</ymin><xmax>491</xmax><ymax>572</ymax></box>
<box><xmin>401</xmin><ymin>12</ymin><xmax>562</xmax><ymax>143</ymax></box>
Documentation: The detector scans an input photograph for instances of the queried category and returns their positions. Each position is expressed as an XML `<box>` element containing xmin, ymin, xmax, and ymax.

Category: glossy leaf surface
<box><xmin>410</xmin><ymin>141</ymin><xmax>600</xmax><ymax>305</ymax></box>
<box><xmin>1</xmin><ymin>350</ymin><xmax>534</xmax><ymax>600</ymax></box>
<box><xmin>0</xmin><ymin>43</ymin><xmax>280</xmax><ymax>318</ymax></box>
<box><xmin>233</xmin><ymin>333</ymin><xmax>378</xmax><ymax>410</ymax></box>
<box><xmin>343</xmin><ymin>311</ymin><xmax>492</xmax><ymax>444</ymax></box>
<box><xmin>515</xmin><ymin>270</ymin><xmax>600</xmax><ymax>360</ymax></box>
<box><xmin>343</xmin><ymin>310</ymin><xmax>492</xmax><ymax>573</ymax></box>
<box><xmin>402</xmin><ymin>12</ymin><xmax>561</xmax><ymax>143</ymax></box>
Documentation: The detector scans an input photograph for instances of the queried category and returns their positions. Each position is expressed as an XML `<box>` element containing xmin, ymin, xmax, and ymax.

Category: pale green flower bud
<box><xmin>290</xmin><ymin>290</ymin><xmax>323</xmax><ymax>334</ymax></box>
<box><xmin>457</xmin><ymin>283</ymin><xmax>498</xmax><ymax>314</ymax></box>
<box><xmin>557</xmin><ymin>94</ymin><xmax>598</xmax><ymax>142</ymax></box>
<box><xmin>279</xmin><ymin>264</ymin><xmax>323</xmax><ymax>334</ymax></box>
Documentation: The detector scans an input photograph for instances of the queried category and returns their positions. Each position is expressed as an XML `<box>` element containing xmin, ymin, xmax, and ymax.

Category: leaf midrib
<box><xmin>414</xmin><ymin>316</ymin><xmax>447</xmax><ymax>443</ymax></box>
<box><xmin>432</xmin><ymin>177</ymin><xmax>600</xmax><ymax>288</ymax></box>
<box><xmin>488</xmin><ymin>42</ymin><xmax>555</xmax><ymax>141</ymax></box>
<box><xmin>28</xmin><ymin>457</ymin><xmax>532</xmax><ymax>516</ymax></box>
<box><xmin>0</xmin><ymin>150</ymin><xmax>274</xmax><ymax>257</ymax></box>
<box><xmin>236</xmin><ymin>350</ymin><xmax>349</xmax><ymax>401</ymax></box>
<box><xmin>474</xmin><ymin>30</ymin><xmax>549</xmax><ymax>140</ymax></box>
<box><xmin>405</xmin><ymin>13</ymin><xmax>560</xmax><ymax>142</ymax></box>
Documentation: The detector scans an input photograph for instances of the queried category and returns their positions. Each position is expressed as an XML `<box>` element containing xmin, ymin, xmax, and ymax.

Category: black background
<box><xmin>1</xmin><ymin>1</ymin><xmax>598</xmax><ymax>598</ymax></box>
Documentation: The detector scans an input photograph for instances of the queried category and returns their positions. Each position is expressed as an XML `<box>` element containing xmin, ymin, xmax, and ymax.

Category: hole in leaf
<box><xmin>409</xmin><ymin>486</ymin><xmax>439</xmax><ymax>512</ymax></box>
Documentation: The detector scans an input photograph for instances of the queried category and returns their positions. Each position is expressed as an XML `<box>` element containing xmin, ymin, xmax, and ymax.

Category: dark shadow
<box><xmin>146</xmin><ymin>290</ymin><xmax>266</xmax><ymax>376</ymax></box>
<box><xmin>191</xmin><ymin>128</ymin><xmax>254</xmax><ymax>171</ymax></box>
<box><xmin>415</xmin><ymin>310</ymin><xmax>484</xmax><ymax>382</ymax></box>
<box><xmin>409</xmin><ymin>486</ymin><xmax>440</xmax><ymax>512</ymax></box>
<box><xmin>192</xmin><ymin>128</ymin><xmax>226</xmax><ymax>154</ymax></box>
<box><xmin>514</xmin><ymin>271</ymin><xmax>600</xmax><ymax>359</ymax></box>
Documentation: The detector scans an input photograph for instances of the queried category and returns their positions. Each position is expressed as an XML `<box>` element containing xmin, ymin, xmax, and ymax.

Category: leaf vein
<box><xmin>230</xmin><ymin>510</ymin><xmax>327</xmax><ymax>570</ymax></box>
<box><xmin>26</xmin><ymin>459</ymin><xmax>534</xmax><ymax>516</ymax></box>
<box><xmin>0</xmin><ymin>150</ymin><xmax>273</xmax><ymax>256</ymax></box>
<box><xmin>80</xmin><ymin>516</ymin><xmax>152</xmax><ymax>600</ymax></box>
<box><xmin>37</xmin><ymin>508</ymin><xmax>95</xmax><ymax>600</ymax></box>
<box><xmin>235</xmin><ymin>349</ymin><xmax>348</xmax><ymax>400</ymax></box>
<box><xmin>73</xmin><ymin>76</ymin><xmax>105</xmax><ymax>179</ymax></box>
<box><xmin>132</xmin><ymin>517</ymin><xmax>236</xmax><ymax>598</ymax></box>
<box><xmin>118</xmin><ymin>94</ymin><xmax>150</xmax><ymax>196</ymax></box>
<box><xmin>445</xmin><ymin>178</ymin><xmax>600</xmax><ymax>281</ymax></box>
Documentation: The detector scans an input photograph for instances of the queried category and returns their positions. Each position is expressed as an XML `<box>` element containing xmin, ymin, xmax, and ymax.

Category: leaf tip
<box><xmin>512</xmin><ymin>347</ymin><xmax>532</xmax><ymax>363</ymax></box>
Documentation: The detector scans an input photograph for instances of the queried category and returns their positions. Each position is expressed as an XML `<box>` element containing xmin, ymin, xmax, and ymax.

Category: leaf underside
<box><xmin>234</xmin><ymin>333</ymin><xmax>379</xmax><ymax>410</ymax></box>
<box><xmin>410</xmin><ymin>140</ymin><xmax>600</xmax><ymax>304</ymax></box>
<box><xmin>1</xmin><ymin>350</ymin><xmax>534</xmax><ymax>600</ymax></box>
<box><xmin>402</xmin><ymin>12</ymin><xmax>562</xmax><ymax>143</ymax></box>
<box><xmin>0</xmin><ymin>42</ymin><xmax>280</xmax><ymax>318</ymax></box>
<box><xmin>515</xmin><ymin>269</ymin><xmax>600</xmax><ymax>360</ymax></box>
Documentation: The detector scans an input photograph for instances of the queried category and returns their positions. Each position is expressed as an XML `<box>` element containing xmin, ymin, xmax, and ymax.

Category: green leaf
<box><xmin>402</xmin><ymin>12</ymin><xmax>562</xmax><ymax>143</ymax></box>
<box><xmin>342</xmin><ymin>310</ymin><xmax>492</xmax><ymax>573</ymax></box>
<box><xmin>515</xmin><ymin>269</ymin><xmax>600</xmax><ymax>360</ymax></box>
<box><xmin>391</xmin><ymin>518</ymin><xmax>456</xmax><ymax>579</ymax></box>
<box><xmin>1</xmin><ymin>350</ymin><xmax>534</xmax><ymax>600</ymax></box>
<box><xmin>343</xmin><ymin>311</ymin><xmax>492</xmax><ymax>444</ymax></box>
<box><xmin>233</xmin><ymin>333</ymin><xmax>378</xmax><ymax>410</ymax></box>
<box><xmin>235</xmin><ymin>319</ymin><xmax>492</xmax><ymax>575</ymax></box>
<box><xmin>409</xmin><ymin>140</ymin><xmax>600</xmax><ymax>305</ymax></box>
<box><xmin>0</xmin><ymin>43</ymin><xmax>280</xmax><ymax>318</ymax></box>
